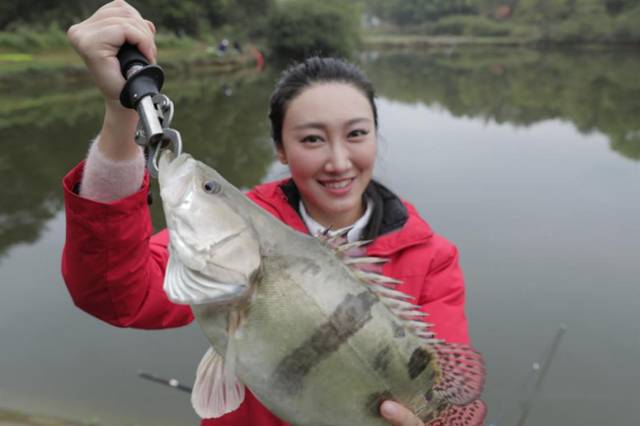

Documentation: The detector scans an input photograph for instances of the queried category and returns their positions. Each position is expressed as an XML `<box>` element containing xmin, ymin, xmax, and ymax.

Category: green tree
<box><xmin>266</xmin><ymin>0</ymin><xmax>361</xmax><ymax>60</ymax></box>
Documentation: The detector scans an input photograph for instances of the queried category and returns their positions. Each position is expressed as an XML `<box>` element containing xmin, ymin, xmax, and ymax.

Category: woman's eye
<box><xmin>301</xmin><ymin>135</ymin><xmax>323</xmax><ymax>143</ymax></box>
<box><xmin>348</xmin><ymin>129</ymin><xmax>369</xmax><ymax>139</ymax></box>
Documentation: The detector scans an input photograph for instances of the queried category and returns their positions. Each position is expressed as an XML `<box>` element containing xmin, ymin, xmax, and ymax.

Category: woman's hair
<box><xmin>268</xmin><ymin>56</ymin><xmax>378</xmax><ymax>147</ymax></box>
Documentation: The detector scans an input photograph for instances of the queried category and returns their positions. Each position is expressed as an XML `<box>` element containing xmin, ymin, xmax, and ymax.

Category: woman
<box><xmin>62</xmin><ymin>1</ymin><xmax>472</xmax><ymax>425</ymax></box>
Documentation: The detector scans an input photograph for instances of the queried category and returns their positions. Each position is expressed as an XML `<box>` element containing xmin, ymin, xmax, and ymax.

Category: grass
<box><xmin>0</xmin><ymin>53</ymin><xmax>34</xmax><ymax>62</ymax></box>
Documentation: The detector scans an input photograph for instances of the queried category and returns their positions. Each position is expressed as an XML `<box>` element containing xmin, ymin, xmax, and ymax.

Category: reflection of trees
<box><xmin>0</xmin><ymin>89</ymin><xmax>102</xmax><ymax>261</ymax></box>
<box><xmin>0</xmin><ymin>70</ymin><xmax>275</xmax><ymax>258</ymax></box>
<box><xmin>148</xmin><ymin>71</ymin><xmax>276</xmax><ymax>228</ymax></box>
<box><xmin>362</xmin><ymin>47</ymin><xmax>640</xmax><ymax>161</ymax></box>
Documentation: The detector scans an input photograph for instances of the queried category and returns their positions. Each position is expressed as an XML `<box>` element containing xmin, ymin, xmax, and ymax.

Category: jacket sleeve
<box><xmin>61</xmin><ymin>161</ymin><xmax>194</xmax><ymax>329</ymax></box>
<box><xmin>419</xmin><ymin>239</ymin><xmax>470</xmax><ymax>345</ymax></box>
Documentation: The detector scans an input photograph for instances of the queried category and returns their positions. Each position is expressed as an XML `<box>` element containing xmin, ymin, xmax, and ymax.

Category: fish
<box><xmin>157</xmin><ymin>150</ymin><xmax>486</xmax><ymax>426</ymax></box>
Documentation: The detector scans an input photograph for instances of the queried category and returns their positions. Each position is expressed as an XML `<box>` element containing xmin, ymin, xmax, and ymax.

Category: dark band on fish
<box><xmin>408</xmin><ymin>347</ymin><xmax>432</xmax><ymax>380</ymax></box>
<box><xmin>271</xmin><ymin>291</ymin><xmax>378</xmax><ymax>397</ymax></box>
<box><xmin>373</xmin><ymin>345</ymin><xmax>391</xmax><ymax>374</ymax></box>
<box><xmin>391</xmin><ymin>321</ymin><xmax>406</xmax><ymax>338</ymax></box>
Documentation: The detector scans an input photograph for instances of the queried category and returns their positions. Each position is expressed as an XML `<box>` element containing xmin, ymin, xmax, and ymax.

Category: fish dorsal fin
<box><xmin>191</xmin><ymin>346</ymin><xmax>245</xmax><ymax>418</ymax></box>
<box><xmin>328</xmin><ymin>237</ymin><xmax>486</xmax><ymax>410</ymax></box>
<box><xmin>427</xmin><ymin>399</ymin><xmax>487</xmax><ymax>426</ymax></box>
<box><xmin>323</xmin><ymin>237</ymin><xmax>440</xmax><ymax>344</ymax></box>
<box><xmin>431</xmin><ymin>343</ymin><xmax>486</xmax><ymax>406</ymax></box>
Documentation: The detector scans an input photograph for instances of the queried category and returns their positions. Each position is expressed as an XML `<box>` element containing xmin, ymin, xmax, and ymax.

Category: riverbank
<box><xmin>0</xmin><ymin>408</ymin><xmax>86</xmax><ymax>426</ymax></box>
<box><xmin>0</xmin><ymin>42</ymin><xmax>255</xmax><ymax>82</ymax></box>
<box><xmin>362</xmin><ymin>32</ymin><xmax>640</xmax><ymax>49</ymax></box>
<box><xmin>363</xmin><ymin>33</ymin><xmax>533</xmax><ymax>48</ymax></box>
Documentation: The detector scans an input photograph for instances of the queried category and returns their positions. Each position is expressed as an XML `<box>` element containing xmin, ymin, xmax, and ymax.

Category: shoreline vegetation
<box><xmin>0</xmin><ymin>31</ymin><xmax>255</xmax><ymax>81</ymax></box>
<box><xmin>362</xmin><ymin>32</ymin><xmax>640</xmax><ymax>48</ymax></box>
<box><xmin>2</xmin><ymin>0</ymin><xmax>638</xmax><ymax>78</ymax></box>
<box><xmin>0</xmin><ymin>407</ymin><xmax>86</xmax><ymax>426</ymax></box>
<box><xmin>1</xmin><ymin>28</ymin><xmax>637</xmax><ymax>82</ymax></box>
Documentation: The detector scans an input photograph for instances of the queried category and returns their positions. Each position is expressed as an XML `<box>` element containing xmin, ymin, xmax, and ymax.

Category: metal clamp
<box><xmin>134</xmin><ymin>93</ymin><xmax>183</xmax><ymax>177</ymax></box>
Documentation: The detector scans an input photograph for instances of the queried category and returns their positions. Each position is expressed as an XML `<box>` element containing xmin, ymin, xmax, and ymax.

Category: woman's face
<box><xmin>277</xmin><ymin>82</ymin><xmax>377</xmax><ymax>229</ymax></box>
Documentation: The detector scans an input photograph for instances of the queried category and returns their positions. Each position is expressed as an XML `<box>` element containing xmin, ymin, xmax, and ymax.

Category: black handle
<box><xmin>117</xmin><ymin>43</ymin><xmax>165</xmax><ymax>109</ymax></box>
<box><xmin>117</xmin><ymin>42</ymin><xmax>150</xmax><ymax>78</ymax></box>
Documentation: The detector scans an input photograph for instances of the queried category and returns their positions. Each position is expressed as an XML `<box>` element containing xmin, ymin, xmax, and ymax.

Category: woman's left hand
<box><xmin>380</xmin><ymin>400</ymin><xmax>424</xmax><ymax>426</ymax></box>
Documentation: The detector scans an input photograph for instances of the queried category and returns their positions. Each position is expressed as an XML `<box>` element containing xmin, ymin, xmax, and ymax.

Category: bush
<box><xmin>266</xmin><ymin>0</ymin><xmax>360</xmax><ymax>61</ymax></box>
<box><xmin>0</xmin><ymin>23</ymin><xmax>67</xmax><ymax>52</ymax></box>
<box><xmin>154</xmin><ymin>32</ymin><xmax>197</xmax><ymax>50</ymax></box>
<box><xmin>611</xmin><ymin>7</ymin><xmax>640</xmax><ymax>42</ymax></box>
<box><xmin>426</xmin><ymin>15</ymin><xmax>513</xmax><ymax>37</ymax></box>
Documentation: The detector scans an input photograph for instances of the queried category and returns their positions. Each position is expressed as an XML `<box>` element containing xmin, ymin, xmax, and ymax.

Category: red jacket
<box><xmin>61</xmin><ymin>162</ymin><xmax>470</xmax><ymax>426</ymax></box>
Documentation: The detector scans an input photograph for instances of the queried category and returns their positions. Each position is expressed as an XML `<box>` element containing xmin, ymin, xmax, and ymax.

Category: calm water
<box><xmin>1</xmin><ymin>47</ymin><xmax>639</xmax><ymax>425</ymax></box>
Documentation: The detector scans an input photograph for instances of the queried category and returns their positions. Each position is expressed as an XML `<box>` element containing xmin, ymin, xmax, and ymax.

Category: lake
<box><xmin>1</xmin><ymin>46</ymin><xmax>639</xmax><ymax>425</ymax></box>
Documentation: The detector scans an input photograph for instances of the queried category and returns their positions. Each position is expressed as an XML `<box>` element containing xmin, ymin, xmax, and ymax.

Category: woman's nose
<box><xmin>324</xmin><ymin>141</ymin><xmax>352</xmax><ymax>174</ymax></box>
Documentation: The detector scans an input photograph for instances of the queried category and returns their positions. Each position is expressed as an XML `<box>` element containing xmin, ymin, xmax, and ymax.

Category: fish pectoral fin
<box><xmin>191</xmin><ymin>347</ymin><xmax>245</xmax><ymax>419</ymax></box>
<box><xmin>431</xmin><ymin>343</ymin><xmax>486</xmax><ymax>406</ymax></box>
<box><xmin>164</xmin><ymin>253</ymin><xmax>250</xmax><ymax>305</ymax></box>
<box><xmin>426</xmin><ymin>400</ymin><xmax>486</xmax><ymax>426</ymax></box>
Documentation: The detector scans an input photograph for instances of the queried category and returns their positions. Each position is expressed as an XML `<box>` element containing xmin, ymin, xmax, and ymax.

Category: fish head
<box><xmin>158</xmin><ymin>151</ymin><xmax>261</xmax><ymax>305</ymax></box>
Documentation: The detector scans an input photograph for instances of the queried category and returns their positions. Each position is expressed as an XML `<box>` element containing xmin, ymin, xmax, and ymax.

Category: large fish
<box><xmin>157</xmin><ymin>151</ymin><xmax>486</xmax><ymax>426</ymax></box>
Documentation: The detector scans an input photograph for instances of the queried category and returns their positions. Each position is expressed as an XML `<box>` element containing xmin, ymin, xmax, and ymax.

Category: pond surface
<box><xmin>1</xmin><ymin>46</ymin><xmax>639</xmax><ymax>425</ymax></box>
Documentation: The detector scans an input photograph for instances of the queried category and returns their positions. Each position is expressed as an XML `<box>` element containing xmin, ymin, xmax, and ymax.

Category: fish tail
<box><xmin>426</xmin><ymin>399</ymin><xmax>487</xmax><ymax>426</ymax></box>
<box><xmin>430</xmin><ymin>342</ymin><xmax>486</xmax><ymax>406</ymax></box>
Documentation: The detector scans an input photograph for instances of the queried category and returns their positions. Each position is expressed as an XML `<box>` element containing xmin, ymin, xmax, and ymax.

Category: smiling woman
<box><xmin>277</xmin><ymin>82</ymin><xmax>377</xmax><ymax>229</ymax></box>
<box><xmin>59</xmin><ymin>2</ymin><xmax>483</xmax><ymax>426</ymax></box>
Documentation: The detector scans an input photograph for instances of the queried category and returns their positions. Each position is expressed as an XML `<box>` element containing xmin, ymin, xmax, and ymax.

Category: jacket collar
<box><xmin>250</xmin><ymin>179</ymin><xmax>433</xmax><ymax>256</ymax></box>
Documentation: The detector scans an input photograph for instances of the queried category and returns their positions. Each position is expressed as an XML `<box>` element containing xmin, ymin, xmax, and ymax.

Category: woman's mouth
<box><xmin>318</xmin><ymin>177</ymin><xmax>355</xmax><ymax>194</ymax></box>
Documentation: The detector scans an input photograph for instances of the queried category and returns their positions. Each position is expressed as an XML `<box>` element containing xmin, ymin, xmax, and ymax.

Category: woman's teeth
<box><xmin>322</xmin><ymin>179</ymin><xmax>351</xmax><ymax>189</ymax></box>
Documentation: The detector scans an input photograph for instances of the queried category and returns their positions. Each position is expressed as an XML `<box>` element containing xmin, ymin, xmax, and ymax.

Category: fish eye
<box><xmin>203</xmin><ymin>180</ymin><xmax>222</xmax><ymax>194</ymax></box>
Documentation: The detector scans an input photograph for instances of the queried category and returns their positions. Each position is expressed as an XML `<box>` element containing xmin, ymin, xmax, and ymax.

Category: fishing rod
<box><xmin>489</xmin><ymin>323</ymin><xmax>567</xmax><ymax>426</ymax></box>
<box><xmin>137</xmin><ymin>369</ymin><xmax>192</xmax><ymax>394</ymax></box>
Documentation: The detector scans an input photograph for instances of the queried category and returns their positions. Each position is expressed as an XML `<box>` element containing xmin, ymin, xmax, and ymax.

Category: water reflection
<box><xmin>0</xmin><ymin>70</ymin><xmax>276</xmax><ymax>258</ymax></box>
<box><xmin>2</xmin><ymin>46</ymin><xmax>639</xmax><ymax>259</ymax></box>
<box><xmin>361</xmin><ymin>47</ymin><xmax>640</xmax><ymax>162</ymax></box>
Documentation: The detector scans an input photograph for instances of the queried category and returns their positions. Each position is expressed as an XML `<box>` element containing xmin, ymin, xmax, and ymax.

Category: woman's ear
<box><xmin>276</xmin><ymin>145</ymin><xmax>288</xmax><ymax>165</ymax></box>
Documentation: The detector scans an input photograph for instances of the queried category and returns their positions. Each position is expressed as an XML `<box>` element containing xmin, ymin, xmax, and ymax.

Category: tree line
<box><xmin>361</xmin><ymin>0</ymin><xmax>640</xmax><ymax>42</ymax></box>
<box><xmin>2</xmin><ymin>1</ymin><xmax>639</xmax><ymax>51</ymax></box>
<box><xmin>0</xmin><ymin>0</ymin><xmax>358</xmax><ymax>60</ymax></box>
<box><xmin>362</xmin><ymin>0</ymin><xmax>639</xmax><ymax>25</ymax></box>
<box><xmin>0</xmin><ymin>0</ymin><xmax>273</xmax><ymax>37</ymax></box>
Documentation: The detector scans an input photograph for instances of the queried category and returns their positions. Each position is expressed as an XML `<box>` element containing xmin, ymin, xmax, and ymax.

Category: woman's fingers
<box><xmin>380</xmin><ymin>401</ymin><xmax>424</xmax><ymax>426</ymax></box>
<box><xmin>66</xmin><ymin>0</ymin><xmax>157</xmax><ymax>101</ymax></box>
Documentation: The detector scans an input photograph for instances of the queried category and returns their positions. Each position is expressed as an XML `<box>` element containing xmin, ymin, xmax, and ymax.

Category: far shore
<box><xmin>362</xmin><ymin>32</ymin><xmax>640</xmax><ymax>49</ymax></box>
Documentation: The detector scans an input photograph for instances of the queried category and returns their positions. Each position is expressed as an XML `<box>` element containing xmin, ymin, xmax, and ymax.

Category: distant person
<box><xmin>62</xmin><ymin>1</ymin><xmax>483</xmax><ymax>425</ymax></box>
<box><xmin>218</xmin><ymin>38</ymin><xmax>229</xmax><ymax>56</ymax></box>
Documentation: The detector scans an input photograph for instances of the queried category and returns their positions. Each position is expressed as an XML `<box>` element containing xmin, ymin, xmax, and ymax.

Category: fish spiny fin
<box><xmin>344</xmin><ymin>256</ymin><xmax>390</xmax><ymax>266</ymax></box>
<box><xmin>354</xmin><ymin>270</ymin><xmax>402</xmax><ymax>284</ymax></box>
<box><xmin>191</xmin><ymin>347</ymin><xmax>245</xmax><ymax>419</ymax></box>
<box><xmin>341</xmin><ymin>253</ymin><xmax>440</xmax><ymax>344</ymax></box>
<box><xmin>427</xmin><ymin>400</ymin><xmax>487</xmax><ymax>426</ymax></box>
<box><xmin>431</xmin><ymin>343</ymin><xmax>486</xmax><ymax>405</ymax></box>
<box><xmin>336</xmin><ymin>239</ymin><xmax>372</xmax><ymax>254</ymax></box>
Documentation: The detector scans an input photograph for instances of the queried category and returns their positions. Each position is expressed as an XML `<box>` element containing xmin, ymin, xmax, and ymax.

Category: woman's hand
<box><xmin>67</xmin><ymin>0</ymin><xmax>156</xmax><ymax>105</ymax></box>
<box><xmin>380</xmin><ymin>400</ymin><xmax>424</xmax><ymax>426</ymax></box>
<box><xmin>67</xmin><ymin>0</ymin><xmax>157</xmax><ymax>159</ymax></box>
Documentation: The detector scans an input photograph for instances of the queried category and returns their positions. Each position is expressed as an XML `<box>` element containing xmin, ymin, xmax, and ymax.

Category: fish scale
<box><xmin>158</xmin><ymin>151</ymin><xmax>486</xmax><ymax>425</ymax></box>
